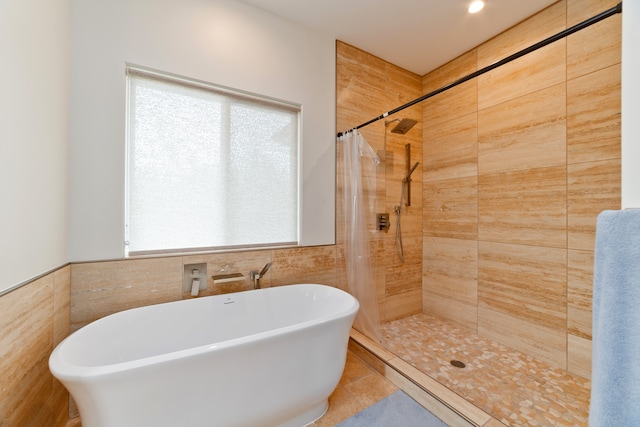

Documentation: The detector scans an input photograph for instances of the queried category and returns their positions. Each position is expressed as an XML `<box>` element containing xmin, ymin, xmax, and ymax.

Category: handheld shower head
<box><xmin>403</xmin><ymin>162</ymin><xmax>420</xmax><ymax>182</ymax></box>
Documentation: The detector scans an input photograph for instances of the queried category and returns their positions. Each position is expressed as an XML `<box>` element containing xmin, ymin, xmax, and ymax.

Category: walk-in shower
<box><xmin>336</xmin><ymin>3</ymin><xmax>622</xmax><ymax>425</ymax></box>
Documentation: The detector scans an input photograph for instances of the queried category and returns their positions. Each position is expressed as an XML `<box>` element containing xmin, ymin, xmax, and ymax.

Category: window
<box><xmin>125</xmin><ymin>67</ymin><xmax>300</xmax><ymax>255</ymax></box>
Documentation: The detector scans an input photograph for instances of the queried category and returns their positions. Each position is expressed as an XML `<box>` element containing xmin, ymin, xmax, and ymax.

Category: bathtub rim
<box><xmin>49</xmin><ymin>283</ymin><xmax>359</xmax><ymax>380</ymax></box>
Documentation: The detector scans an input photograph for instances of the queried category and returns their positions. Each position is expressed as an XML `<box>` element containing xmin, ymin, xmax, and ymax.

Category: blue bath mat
<box><xmin>336</xmin><ymin>390</ymin><xmax>449</xmax><ymax>427</ymax></box>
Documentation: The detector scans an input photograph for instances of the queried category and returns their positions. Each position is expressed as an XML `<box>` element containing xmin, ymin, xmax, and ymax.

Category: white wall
<box><xmin>68</xmin><ymin>0</ymin><xmax>336</xmax><ymax>261</ymax></box>
<box><xmin>0</xmin><ymin>0</ymin><xmax>70</xmax><ymax>294</ymax></box>
<box><xmin>622</xmin><ymin>0</ymin><xmax>640</xmax><ymax>209</ymax></box>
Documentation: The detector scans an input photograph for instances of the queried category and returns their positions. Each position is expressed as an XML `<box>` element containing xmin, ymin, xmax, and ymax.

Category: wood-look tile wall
<box><xmin>336</xmin><ymin>41</ymin><xmax>424</xmax><ymax>322</ymax></box>
<box><xmin>0</xmin><ymin>266</ymin><xmax>71</xmax><ymax>427</ymax></box>
<box><xmin>422</xmin><ymin>0</ymin><xmax>621</xmax><ymax>377</ymax></box>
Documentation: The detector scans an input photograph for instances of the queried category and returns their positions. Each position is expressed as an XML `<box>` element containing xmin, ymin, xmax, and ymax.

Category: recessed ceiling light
<box><xmin>468</xmin><ymin>0</ymin><xmax>485</xmax><ymax>13</ymax></box>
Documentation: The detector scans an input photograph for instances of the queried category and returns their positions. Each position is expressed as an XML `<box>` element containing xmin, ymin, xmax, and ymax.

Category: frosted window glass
<box><xmin>126</xmin><ymin>70</ymin><xmax>299</xmax><ymax>255</ymax></box>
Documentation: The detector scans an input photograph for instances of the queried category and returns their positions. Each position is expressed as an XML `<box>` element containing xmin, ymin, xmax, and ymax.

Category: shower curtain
<box><xmin>337</xmin><ymin>129</ymin><xmax>381</xmax><ymax>342</ymax></box>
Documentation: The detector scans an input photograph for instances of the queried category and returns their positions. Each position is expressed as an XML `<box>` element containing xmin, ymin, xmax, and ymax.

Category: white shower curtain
<box><xmin>337</xmin><ymin>129</ymin><xmax>381</xmax><ymax>342</ymax></box>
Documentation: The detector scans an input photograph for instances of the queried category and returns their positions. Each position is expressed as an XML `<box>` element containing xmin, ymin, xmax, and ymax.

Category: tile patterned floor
<box><xmin>311</xmin><ymin>351</ymin><xmax>399</xmax><ymax>426</ymax></box>
<box><xmin>381</xmin><ymin>313</ymin><xmax>591</xmax><ymax>427</ymax></box>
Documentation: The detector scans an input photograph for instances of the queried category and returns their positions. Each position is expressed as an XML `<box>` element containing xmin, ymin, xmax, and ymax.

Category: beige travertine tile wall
<box><xmin>0</xmin><ymin>265</ymin><xmax>71</xmax><ymax>427</ymax></box>
<box><xmin>422</xmin><ymin>0</ymin><xmax>621</xmax><ymax>377</ymax></box>
<box><xmin>336</xmin><ymin>41</ymin><xmax>424</xmax><ymax>322</ymax></box>
<box><xmin>69</xmin><ymin>246</ymin><xmax>339</xmax><ymax>331</ymax></box>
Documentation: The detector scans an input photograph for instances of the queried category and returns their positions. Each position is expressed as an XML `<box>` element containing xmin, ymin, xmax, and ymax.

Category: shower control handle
<box><xmin>377</xmin><ymin>213</ymin><xmax>390</xmax><ymax>232</ymax></box>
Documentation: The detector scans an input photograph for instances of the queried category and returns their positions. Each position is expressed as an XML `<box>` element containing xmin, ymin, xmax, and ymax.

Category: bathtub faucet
<box><xmin>249</xmin><ymin>262</ymin><xmax>272</xmax><ymax>289</ymax></box>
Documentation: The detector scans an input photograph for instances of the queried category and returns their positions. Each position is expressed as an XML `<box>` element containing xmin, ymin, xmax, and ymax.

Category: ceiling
<box><xmin>240</xmin><ymin>0</ymin><xmax>558</xmax><ymax>75</ymax></box>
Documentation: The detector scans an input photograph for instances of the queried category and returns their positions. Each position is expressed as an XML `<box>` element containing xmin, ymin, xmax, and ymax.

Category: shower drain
<box><xmin>450</xmin><ymin>360</ymin><xmax>466</xmax><ymax>368</ymax></box>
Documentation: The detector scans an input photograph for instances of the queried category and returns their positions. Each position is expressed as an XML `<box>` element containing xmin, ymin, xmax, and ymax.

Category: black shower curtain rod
<box><xmin>337</xmin><ymin>2</ymin><xmax>622</xmax><ymax>138</ymax></box>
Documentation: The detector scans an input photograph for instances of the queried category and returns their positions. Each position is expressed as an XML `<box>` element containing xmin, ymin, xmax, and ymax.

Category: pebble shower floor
<box><xmin>381</xmin><ymin>314</ymin><xmax>591</xmax><ymax>426</ymax></box>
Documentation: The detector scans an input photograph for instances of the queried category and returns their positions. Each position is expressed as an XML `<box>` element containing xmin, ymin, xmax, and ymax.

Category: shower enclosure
<box><xmin>336</xmin><ymin>2</ymin><xmax>621</xmax><ymax>425</ymax></box>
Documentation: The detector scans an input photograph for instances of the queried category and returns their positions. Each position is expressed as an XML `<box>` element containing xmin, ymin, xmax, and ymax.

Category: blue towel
<box><xmin>590</xmin><ymin>210</ymin><xmax>640</xmax><ymax>427</ymax></box>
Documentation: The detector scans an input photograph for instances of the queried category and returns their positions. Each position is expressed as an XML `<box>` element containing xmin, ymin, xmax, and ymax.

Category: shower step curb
<box><xmin>348</xmin><ymin>329</ymin><xmax>507</xmax><ymax>427</ymax></box>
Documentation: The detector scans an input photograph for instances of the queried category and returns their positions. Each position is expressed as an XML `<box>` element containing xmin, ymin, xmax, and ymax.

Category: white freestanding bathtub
<box><xmin>49</xmin><ymin>284</ymin><xmax>358</xmax><ymax>427</ymax></box>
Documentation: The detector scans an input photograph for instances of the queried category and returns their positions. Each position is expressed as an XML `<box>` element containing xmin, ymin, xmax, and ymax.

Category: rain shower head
<box><xmin>389</xmin><ymin>118</ymin><xmax>418</xmax><ymax>134</ymax></box>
